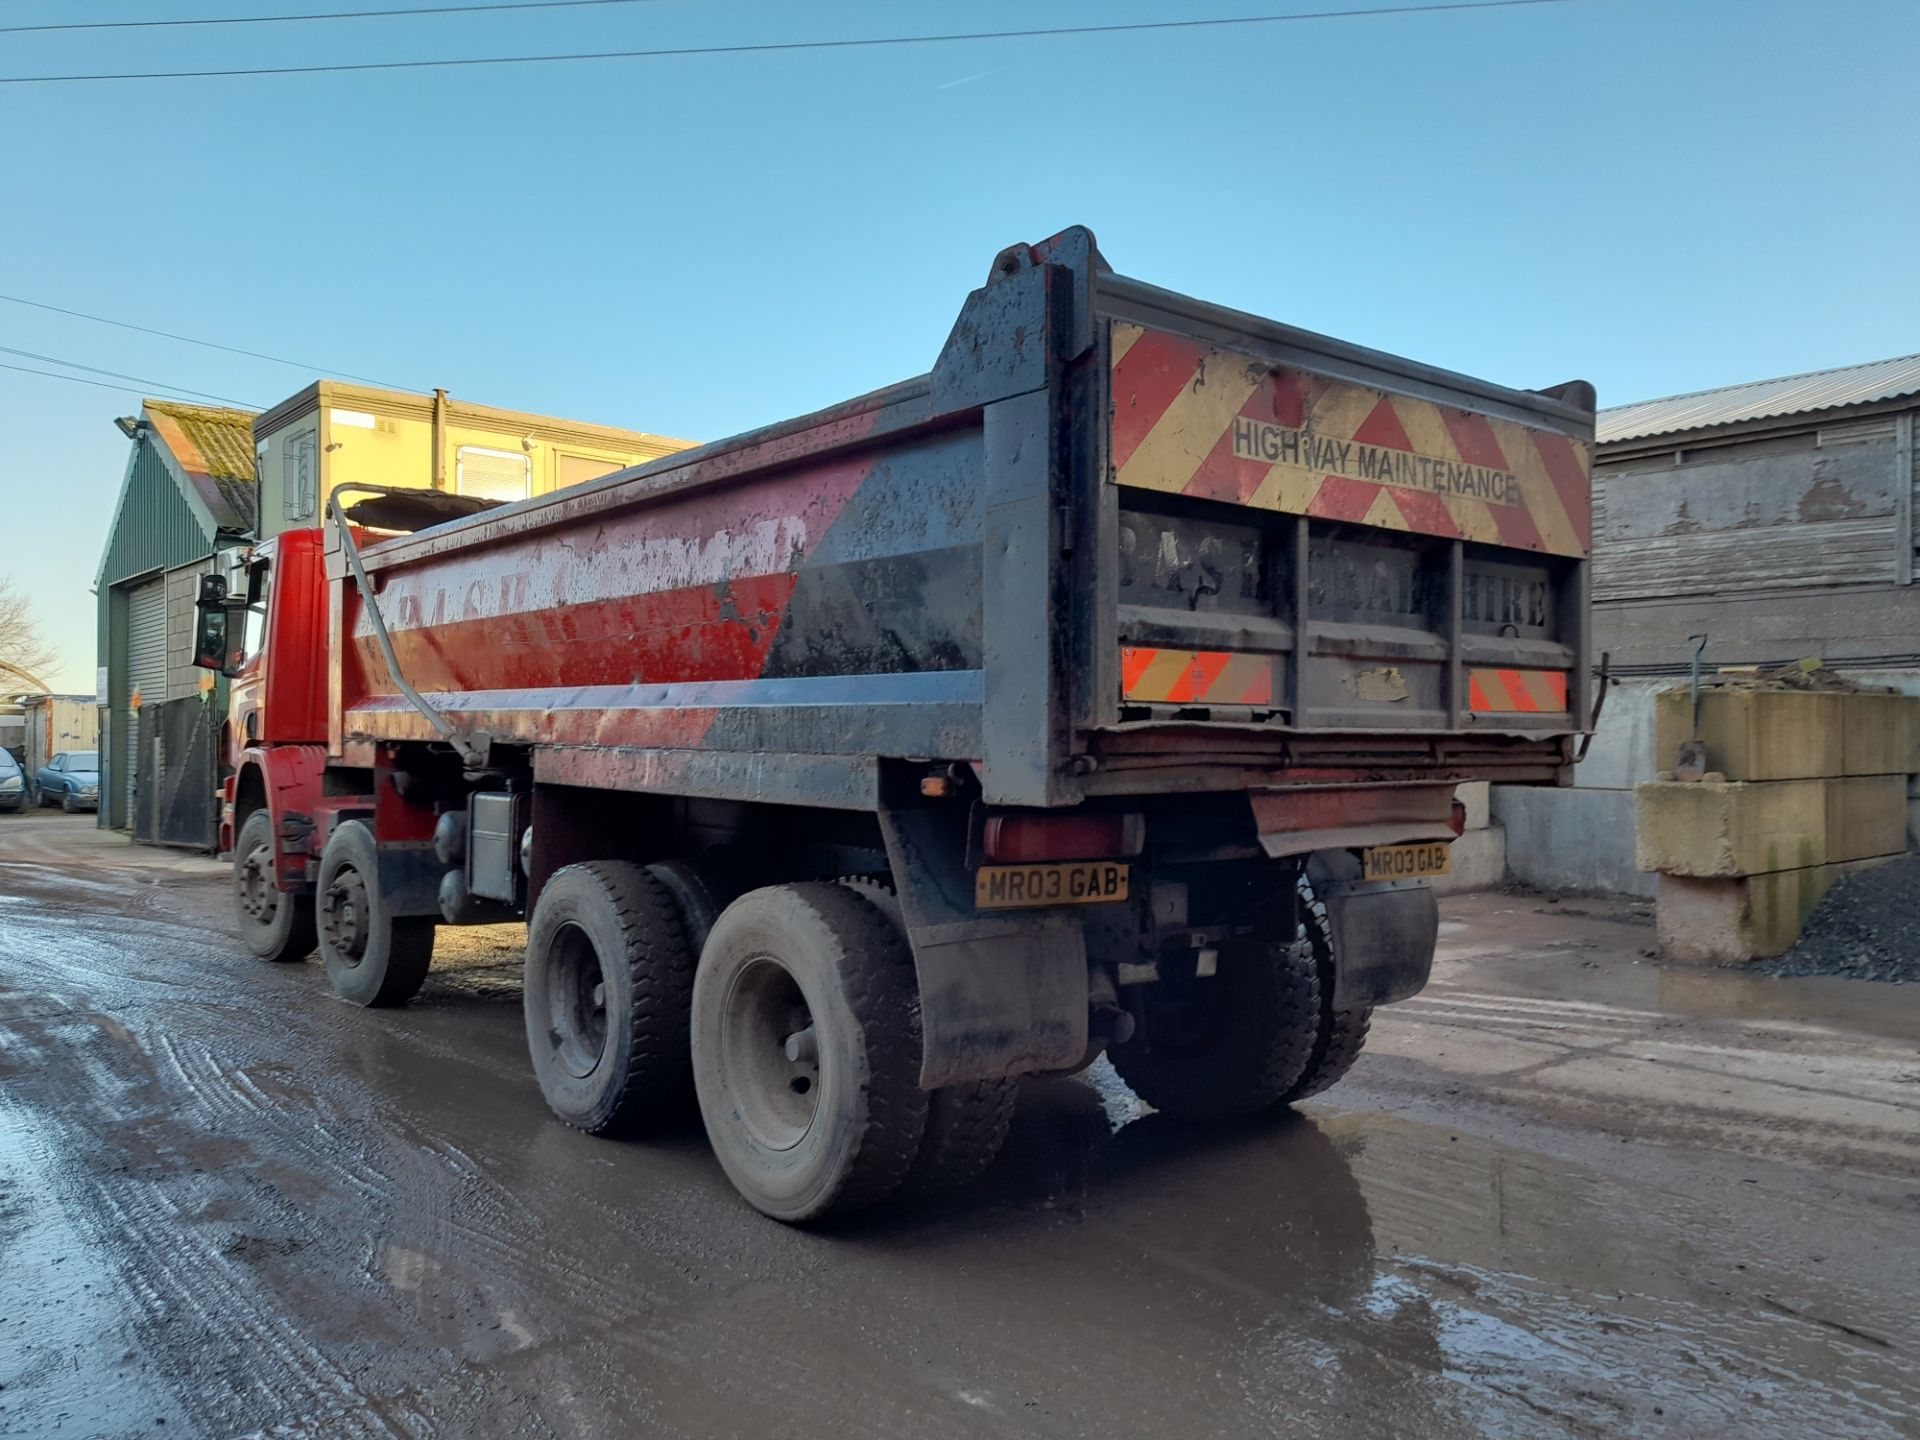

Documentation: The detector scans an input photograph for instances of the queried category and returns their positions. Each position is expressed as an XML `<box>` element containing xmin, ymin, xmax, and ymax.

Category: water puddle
<box><xmin>934</xmin><ymin>1072</ymin><xmax>1919</xmax><ymax>1439</ymax></box>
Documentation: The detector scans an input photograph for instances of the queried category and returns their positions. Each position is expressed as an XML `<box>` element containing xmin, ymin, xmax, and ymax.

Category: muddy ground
<box><xmin>0</xmin><ymin>814</ymin><xmax>1914</xmax><ymax>1440</ymax></box>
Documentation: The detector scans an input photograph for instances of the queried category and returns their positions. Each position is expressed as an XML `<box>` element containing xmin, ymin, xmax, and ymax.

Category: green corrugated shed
<box><xmin>96</xmin><ymin>401</ymin><xmax>258</xmax><ymax>832</ymax></box>
<box><xmin>96</xmin><ymin>402</ymin><xmax>257</xmax><ymax>662</ymax></box>
<box><xmin>96</xmin><ymin>435</ymin><xmax>214</xmax><ymax>601</ymax></box>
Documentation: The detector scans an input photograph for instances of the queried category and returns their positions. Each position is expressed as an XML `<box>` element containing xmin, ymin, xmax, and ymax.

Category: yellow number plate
<box><xmin>1362</xmin><ymin>842</ymin><xmax>1453</xmax><ymax>881</ymax></box>
<box><xmin>975</xmin><ymin>861</ymin><xmax>1131</xmax><ymax>910</ymax></box>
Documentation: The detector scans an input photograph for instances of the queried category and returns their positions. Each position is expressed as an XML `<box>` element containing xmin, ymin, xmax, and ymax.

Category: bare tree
<box><xmin>0</xmin><ymin>577</ymin><xmax>59</xmax><ymax>691</ymax></box>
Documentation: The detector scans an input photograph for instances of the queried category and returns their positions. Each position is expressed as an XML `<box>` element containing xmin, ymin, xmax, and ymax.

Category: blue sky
<box><xmin>2</xmin><ymin>0</ymin><xmax>1916</xmax><ymax>692</ymax></box>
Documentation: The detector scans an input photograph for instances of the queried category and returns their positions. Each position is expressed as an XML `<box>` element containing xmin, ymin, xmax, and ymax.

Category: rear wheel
<box><xmin>645</xmin><ymin>859</ymin><xmax>730</xmax><ymax>959</ymax></box>
<box><xmin>523</xmin><ymin>861</ymin><xmax>694</xmax><ymax>1134</ymax></box>
<box><xmin>693</xmin><ymin>884</ymin><xmax>927</xmax><ymax>1222</ymax></box>
<box><xmin>903</xmin><ymin>1079</ymin><xmax>1018</xmax><ymax>1197</ymax></box>
<box><xmin>233</xmin><ymin>808</ymin><xmax>316</xmax><ymax>963</ymax></box>
<box><xmin>1283</xmin><ymin>873</ymin><xmax>1373</xmax><ymax>1102</ymax></box>
<box><xmin>1110</xmin><ymin>933</ymin><xmax>1320</xmax><ymax>1121</ymax></box>
<box><xmin>838</xmin><ymin>876</ymin><xmax>1018</xmax><ymax>1197</ymax></box>
<box><xmin>316</xmin><ymin>820</ymin><xmax>434</xmax><ymax>1007</ymax></box>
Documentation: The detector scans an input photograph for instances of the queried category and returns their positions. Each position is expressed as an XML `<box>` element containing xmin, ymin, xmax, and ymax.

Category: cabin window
<box><xmin>456</xmin><ymin>445</ymin><xmax>532</xmax><ymax>502</ymax></box>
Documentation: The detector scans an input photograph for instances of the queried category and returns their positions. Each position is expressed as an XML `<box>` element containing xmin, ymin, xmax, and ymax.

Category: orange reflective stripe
<box><xmin>1467</xmin><ymin>668</ymin><xmax>1570</xmax><ymax>714</ymax></box>
<box><xmin>1123</xmin><ymin>648</ymin><xmax>1274</xmax><ymax>706</ymax></box>
<box><xmin>1120</xmin><ymin>646</ymin><xmax>1158</xmax><ymax>694</ymax></box>
<box><xmin>1499</xmin><ymin>668</ymin><xmax>1538</xmax><ymax>713</ymax></box>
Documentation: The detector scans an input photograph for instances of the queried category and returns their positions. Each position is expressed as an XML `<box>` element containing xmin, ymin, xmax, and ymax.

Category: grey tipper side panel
<box><xmin>342</xmin><ymin>227</ymin><xmax>1588</xmax><ymax>810</ymax></box>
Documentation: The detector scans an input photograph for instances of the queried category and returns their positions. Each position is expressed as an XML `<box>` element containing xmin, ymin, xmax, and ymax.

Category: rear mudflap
<box><xmin>1307</xmin><ymin>852</ymin><xmax>1438</xmax><ymax>1008</ymax></box>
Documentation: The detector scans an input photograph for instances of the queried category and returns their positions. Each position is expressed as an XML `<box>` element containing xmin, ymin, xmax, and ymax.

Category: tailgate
<box><xmin>1105</xmin><ymin>316</ymin><xmax>1591</xmax><ymax>734</ymax></box>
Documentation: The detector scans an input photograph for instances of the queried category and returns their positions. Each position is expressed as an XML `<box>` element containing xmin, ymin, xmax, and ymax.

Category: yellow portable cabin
<box><xmin>252</xmin><ymin>382</ymin><xmax>691</xmax><ymax>542</ymax></box>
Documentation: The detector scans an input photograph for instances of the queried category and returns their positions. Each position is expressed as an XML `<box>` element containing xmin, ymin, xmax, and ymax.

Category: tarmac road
<box><xmin>1</xmin><ymin>814</ymin><xmax>1915</xmax><ymax>1440</ymax></box>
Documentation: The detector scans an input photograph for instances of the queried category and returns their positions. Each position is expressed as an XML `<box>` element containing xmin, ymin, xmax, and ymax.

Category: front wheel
<box><xmin>692</xmin><ymin>884</ymin><xmax>928</xmax><ymax>1222</ymax></box>
<box><xmin>316</xmin><ymin>820</ymin><xmax>434</xmax><ymax>1006</ymax></box>
<box><xmin>233</xmin><ymin>809</ymin><xmax>316</xmax><ymax>963</ymax></box>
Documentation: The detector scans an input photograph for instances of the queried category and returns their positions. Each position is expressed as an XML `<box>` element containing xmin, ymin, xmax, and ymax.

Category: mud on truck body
<box><xmin>195</xmin><ymin>228</ymin><xmax>1594</xmax><ymax>1222</ymax></box>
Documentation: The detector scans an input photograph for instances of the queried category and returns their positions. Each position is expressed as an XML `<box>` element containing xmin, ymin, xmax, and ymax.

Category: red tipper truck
<box><xmin>194</xmin><ymin>228</ymin><xmax>1595</xmax><ymax>1222</ymax></box>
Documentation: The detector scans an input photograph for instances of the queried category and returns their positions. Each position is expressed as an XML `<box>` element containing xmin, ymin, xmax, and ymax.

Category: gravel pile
<box><xmin>1756</xmin><ymin>856</ymin><xmax>1920</xmax><ymax>984</ymax></box>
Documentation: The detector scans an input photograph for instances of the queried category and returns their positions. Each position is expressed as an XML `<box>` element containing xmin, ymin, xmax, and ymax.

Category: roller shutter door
<box><xmin>125</xmin><ymin>579</ymin><xmax>167</xmax><ymax>824</ymax></box>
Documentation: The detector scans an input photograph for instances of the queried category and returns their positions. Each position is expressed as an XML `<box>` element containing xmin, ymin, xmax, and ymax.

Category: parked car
<box><xmin>0</xmin><ymin>751</ymin><xmax>25</xmax><ymax>814</ymax></box>
<box><xmin>35</xmin><ymin>750</ymin><xmax>100</xmax><ymax>812</ymax></box>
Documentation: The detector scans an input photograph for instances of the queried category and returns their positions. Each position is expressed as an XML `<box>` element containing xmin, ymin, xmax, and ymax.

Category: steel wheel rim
<box><xmin>320</xmin><ymin>864</ymin><xmax>370</xmax><ymax>968</ymax></box>
<box><xmin>719</xmin><ymin>956</ymin><xmax>819</xmax><ymax>1152</ymax></box>
<box><xmin>237</xmin><ymin>836</ymin><xmax>278</xmax><ymax>928</ymax></box>
<box><xmin>547</xmin><ymin>923</ymin><xmax>608</xmax><ymax>1079</ymax></box>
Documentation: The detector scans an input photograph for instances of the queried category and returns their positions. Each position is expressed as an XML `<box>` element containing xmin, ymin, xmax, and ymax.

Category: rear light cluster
<box><xmin>982</xmin><ymin>813</ymin><xmax>1145</xmax><ymax>864</ymax></box>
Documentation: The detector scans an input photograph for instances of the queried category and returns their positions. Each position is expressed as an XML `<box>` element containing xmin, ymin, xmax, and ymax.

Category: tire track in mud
<box><xmin>0</xmin><ymin>921</ymin><xmax>574</xmax><ymax>1437</ymax></box>
<box><xmin>76</xmin><ymin>1168</ymin><xmax>407</xmax><ymax>1440</ymax></box>
<box><xmin>153</xmin><ymin>1029</ymin><xmax>656</xmax><ymax>1332</ymax></box>
<box><xmin>0</xmin><ymin>1005</ymin><xmax>405</xmax><ymax>1438</ymax></box>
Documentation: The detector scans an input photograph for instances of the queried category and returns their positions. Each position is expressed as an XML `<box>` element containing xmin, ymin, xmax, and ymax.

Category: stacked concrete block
<box><xmin>1640</xmin><ymin>689</ymin><xmax>1917</xmax><ymax>963</ymax></box>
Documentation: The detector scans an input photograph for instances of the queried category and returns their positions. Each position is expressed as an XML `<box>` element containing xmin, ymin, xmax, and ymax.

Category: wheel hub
<box><xmin>237</xmin><ymin>841</ymin><xmax>278</xmax><ymax>925</ymax></box>
<box><xmin>721</xmin><ymin>958</ymin><xmax>819</xmax><ymax>1152</ymax></box>
<box><xmin>320</xmin><ymin>865</ymin><xmax>370</xmax><ymax>966</ymax></box>
<box><xmin>547</xmin><ymin>923</ymin><xmax>609</xmax><ymax>1079</ymax></box>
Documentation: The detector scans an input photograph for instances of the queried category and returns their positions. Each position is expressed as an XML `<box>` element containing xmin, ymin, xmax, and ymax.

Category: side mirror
<box><xmin>192</xmin><ymin>574</ymin><xmax>244</xmax><ymax>677</ymax></box>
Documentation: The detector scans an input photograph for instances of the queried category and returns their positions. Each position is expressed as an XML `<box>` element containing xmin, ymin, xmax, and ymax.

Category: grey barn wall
<box><xmin>1591</xmin><ymin>408</ymin><xmax>1920</xmax><ymax>672</ymax></box>
<box><xmin>1493</xmin><ymin>398</ymin><xmax>1920</xmax><ymax>894</ymax></box>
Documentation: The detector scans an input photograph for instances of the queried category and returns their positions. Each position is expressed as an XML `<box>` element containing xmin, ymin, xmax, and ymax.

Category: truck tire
<box><xmin>645</xmin><ymin>859</ymin><xmax>729</xmax><ymax>960</ymax></box>
<box><xmin>837</xmin><ymin>876</ymin><xmax>1018</xmax><ymax>1197</ymax></box>
<box><xmin>523</xmin><ymin>861</ymin><xmax>694</xmax><ymax>1134</ymax></box>
<box><xmin>233</xmin><ymin>808</ymin><xmax>316</xmax><ymax>963</ymax></box>
<box><xmin>692</xmin><ymin>883</ymin><xmax>928</xmax><ymax>1222</ymax></box>
<box><xmin>1284</xmin><ymin>873</ymin><xmax>1374</xmax><ymax>1102</ymax></box>
<box><xmin>316</xmin><ymin>820</ymin><xmax>434</xmax><ymax>1007</ymax></box>
<box><xmin>1109</xmin><ymin>936</ymin><xmax>1320</xmax><ymax>1121</ymax></box>
<box><xmin>902</xmin><ymin>1079</ymin><xmax>1018</xmax><ymax>1198</ymax></box>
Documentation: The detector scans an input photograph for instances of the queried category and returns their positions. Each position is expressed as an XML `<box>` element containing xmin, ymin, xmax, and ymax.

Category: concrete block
<box><xmin>1491</xmin><ymin>785</ymin><xmax>1656</xmax><ymax>896</ymax></box>
<box><xmin>1654</xmin><ymin>689</ymin><xmax>1844</xmax><ymax>781</ymax></box>
<box><xmin>1840</xmin><ymin>692</ymin><xmax>1915</xmax><ymax>776</ymax></box>
<box><xmin>1571</xmin><ymin>680</ymin><xmax>1661</xmax><ymax>791</ymax></box>
<box><xmin>1657</xmin><ymin>867</ymin><xmax>1837</xmax><ymax>963</ymax></box>
<box><xmin>1826</xmin><ymin>776</ymin><xmax>1908</xmax><ymax>861</ymax></box>
<box><xmin>1635</xmin><ymin>780</ymin><xmax>1826</xmax><ymax>877</ymax></box>
<box><xmin>1454</xmin><ymin>781</ymin><xmax>1491</xmax><ymax>832</ymax></box>
<box><xmin>1430</xmin><ymin>824</ymin><xmax>1505</xmax><ymax>895</ymax></box>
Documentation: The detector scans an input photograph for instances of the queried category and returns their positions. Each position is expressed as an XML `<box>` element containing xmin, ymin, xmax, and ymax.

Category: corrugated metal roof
<box><xmin>1598</xmin><ymin>352</ymin><xmax>1920</xmax><ymax>447</ymax></box>
<box><xmin>144</xmin><ymin>399</ymin><xmax>257</xmax><ymax>531</ymax></box>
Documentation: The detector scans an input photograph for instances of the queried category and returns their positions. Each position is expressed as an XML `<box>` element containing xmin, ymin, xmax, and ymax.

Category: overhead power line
<box><xmin>0</xmin><ymin>0</ymin><xmax>678</xmax><ymax>36</ymax></box>
<box><xmin>0</xmin><ymin>359</ymin><xmax>263</xmax><ymax>409</ymax></box>
<box><xmin>0</xmin><ymin>291</ymin><xmax>407</xmax><ymax>389</ymax></box>
<box><xmin>0</xmin><ymin>344</ymin><xmax>261</xmax><ymax>407</ymax></box>
<box><xmin>0</xmin><ymin>0</ymin><xmax>1579</xmax><ymax>85</ymax></box>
